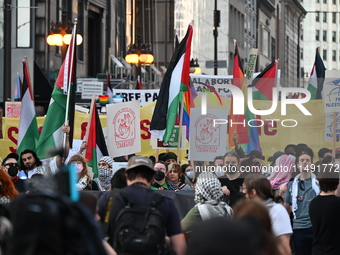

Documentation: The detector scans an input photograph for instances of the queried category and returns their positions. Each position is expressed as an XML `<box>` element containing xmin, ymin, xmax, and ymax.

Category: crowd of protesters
<box><xmin>0</xmin><ymin>133</ymin><xmax>340</xmax><ymax>255</ymax></box>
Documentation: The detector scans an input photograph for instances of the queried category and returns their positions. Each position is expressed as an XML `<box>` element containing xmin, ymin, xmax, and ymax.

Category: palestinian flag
<box><xmin>17</xmin><ymin>58</ymin><xmax>39</xmax><ymax>156</ymax></box>
<box><xmin>229</xmin><ymin>43</ymin><xmax>249</xmax><ymax>146</ymax></box>
<box><xmin>308</xmin><ymin>47</ymin><xmax>326</xmax><ymax>99</ymax></box>
<box><xmin>85</xmin><ymin>100</ymin><xmax>109</xmax><ymax>178</ymax></box>
<box><xmin>36</xmin><ymin>23</ymin><xmax>77</xmax><ymax>159</ymax></box>
<box><xmin>250</xmin><ymin>60</ymin><xmax>278</xmax><ymax>100</ymax></box>
<box><xmin>150</xmin><ymin>24</ymin><xmax>193</xmax><ymax>143</ymax></box>
<box><xmin>244</xmin><ymin>60</ymin><xmax>278</xmax><ymax>154</ymax></box>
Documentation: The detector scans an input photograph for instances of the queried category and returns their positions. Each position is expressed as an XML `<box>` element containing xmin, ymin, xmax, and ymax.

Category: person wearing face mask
<box><xmin>218</xmin><ymin>151</ymin><xmax>245</xmax><ymax>207</ymax></box>
<box><xmin>2</xmin><ymin>153</ymin><xmax>29</xmax><ymax>193</ymax></box>
<box><xmin>151</xmin><ymin>161</ymin><xmax>180</xmax><ymax>190</ymax></box>
<box><xmin>68</xmin><ymin>154</ymin><xmax>98</xmax><ymax>190</ymax></box>
<box><xmin>181</xmin><ymin>164</ymin><xmax>195</xmax><ymax>189</ymax></box>
<box><xmin>97</xmin><ymin>156</ymin><xmax>115</xmax><ymax>191</ymax></box>
<box><xmin>0</xmin><ymin>166</ymin><xmax>19</xmax><ymax>204</ymax></box>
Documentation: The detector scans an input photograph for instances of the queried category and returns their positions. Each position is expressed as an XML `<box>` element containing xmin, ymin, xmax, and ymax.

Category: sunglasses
<box><xmin>4</xmin><ymin>162</ymin><xmax>19</xmax><ymax>167</ymax></box>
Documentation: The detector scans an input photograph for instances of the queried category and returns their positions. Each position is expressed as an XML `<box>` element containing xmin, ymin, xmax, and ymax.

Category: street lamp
<box><xmin>125</xmin><ymin>37</ymin><xmax>154</xmax><ymax>89</ymax></box>
<box><xmin>46</xmin><ymin>20</ymin><xmax>83</xmax><ymax>60</ymax></box>
<box><xmin>190</xmin><ymin>58</ymin><xmax>202</xmax><ymax>74</ymax></box>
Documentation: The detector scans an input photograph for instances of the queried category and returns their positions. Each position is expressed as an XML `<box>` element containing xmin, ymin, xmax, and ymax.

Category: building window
<box><xmin>333</xmin><ymin>31</ymin><xmax>336</xmax><ymax>42</ymax></box>
<box><xmin>316</xmin><ymin>13</ymin><xmax>320</xmax><ymax>22</ymax></box>
<box><xmin>316</xmin><ymin>30</ymin><xmax>320</xmax><ymax>40</ymax></box>
<box><xmin>323</xmin><ymin>31</ymin><xmax>327</xmax><ymax>41</ymax></box>
<box><xmin>316</xmin><ymin>0</ymin><xmax>319</xmax><ymax>3</ymax></box>
<box><xmin>300</xmin><ymin>48</ymin><xmax>303</xmax><ymax>60</ymax></box>
<box><xmin>333</xmin><ymin>50</ymin><xmax>336</xmax><ymax>61</ymax></box>
<box><xmin>323</xmin><ymin>0</ymin><xmax>327</xmax><ymax>3</ymax></box>
<box><xmin>261</xmin><ymin>27</ymin><xmax>269</xmax><ymax>57</ymax></box>
<box><xmin>323</xmin><ymin>49</ymin><xmax>327</xmax><ymax>60</ymax></box>
<box><xmin>333</xmin><ymin>13</ymin><xmax>336</xmax><ymax>23</ymax></box>
<box><xmin>17</xmin><ymin>0</ymin><xmax>31</xmax><ymax>47</ymax></box>
<box><xmin>333</xmin><ymin>0</ymin><xmax>336</xmax><ymax>4</ymax></box>
<box><xmin>323</xmin><ymin>13</ymin><xmax>327</xmax><ymax>22</ymax></box>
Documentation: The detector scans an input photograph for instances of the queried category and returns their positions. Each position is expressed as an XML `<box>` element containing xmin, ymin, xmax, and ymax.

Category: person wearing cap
<box><xmin>163</xmin><ymin>152</ymin><xmax>177</xmax><ymax>164</ymax></box>
<box><xmin>97</xmin><ymin>156</ymin><xmax>115</xmax><ymax>191</ymax></box>
<box><xmin>2</xmin><ymin>153</ymin><xmax>29</xmax><ymax>193</ymax></box>
<box><xmin>106</xmin><ymin>156</ymin><xmax>186</xmax><ymax>255</ymax></box>
<box><xmin>314</xmin><ymin>148</ymin><xmax>332</xmax><ymax>174</ymax></box>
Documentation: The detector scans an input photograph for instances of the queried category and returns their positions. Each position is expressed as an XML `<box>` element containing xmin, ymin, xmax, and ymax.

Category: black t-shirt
<box><xmin>218</xmin><ymin>176</ymin><xmax>244</xmax><ymax>207</ymax></box>
<box><xmin>309</xmin><ymin>195</ymin><xmax>340</xmax><ymax>255</ymax></box>
<box><xmin>107</xmin><ymin>184</ymin><xmax>183</xmax><ymax>244</ymax></box>
<box><xmin>14</xmin><ymin>178</ymin><xmax>29</xmax><ymax>193</ymax></box>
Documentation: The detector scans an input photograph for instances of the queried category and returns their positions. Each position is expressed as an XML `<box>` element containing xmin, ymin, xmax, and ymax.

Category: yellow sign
<box><xmin>0</xmin><ymin>99</ymin><xmax>331</xmax><ymax>163</ymax></box>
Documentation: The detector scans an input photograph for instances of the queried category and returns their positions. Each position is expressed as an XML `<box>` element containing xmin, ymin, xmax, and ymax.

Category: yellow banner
<box><xmin>0</xmin><ymin>99</ymin><xmax>330</xmax><ymax>163</ymax></box>
<box><xmin>0</xmin><ymin>102</ymin><xmax>186</xmax><ymax>163</ymax></box>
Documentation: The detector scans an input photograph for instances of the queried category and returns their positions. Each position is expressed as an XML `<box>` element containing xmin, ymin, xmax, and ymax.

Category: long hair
<box><xmin>20</xmin><ymin>149</ymin><xmax>42</xmax><ymax>170</ymax></box>
<box><xmin>244</xmin><ymin>177</ymin><xmax>274</xmax><ymax>201</ymax></box>
<box><xmin>233</xmin><ymin>199</ymin><xmax>280</xmax><ymax>255</ymax></box>
<box><xmin>0</xmin><ymin>168</ymin><xmax>19</xmax><ymax>200</ymax></box>
<box><xmin>68</xmin><ymin>154</ymin><xmax>92</xmax><ymax>188</ymax></box>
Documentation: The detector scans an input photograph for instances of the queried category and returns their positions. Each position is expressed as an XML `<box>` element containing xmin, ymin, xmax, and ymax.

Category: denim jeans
<box><xmin>291</xmin><ymin>227</ymin><xmax>313</xmax><ymax>255</ymax></box>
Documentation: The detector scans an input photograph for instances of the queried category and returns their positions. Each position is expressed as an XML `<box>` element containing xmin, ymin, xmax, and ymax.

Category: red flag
<box><xmin>85</xmin><ymin>99</ymin><xmax>109</xmax><ymax>178</ymax></box>
<box><xmin>250</xmin><ymin>60</ymin><xmax>278</xmax><ymax>100</ymax></box>
<box><xmin>229</xmin><ymin>44</ymin><xmax>249</xmax><ymax>146</ymax></box>
<box><xmin>137</xmin><ymin>75</ymin><xmax>142</xmax><ymax>90</ymax></box>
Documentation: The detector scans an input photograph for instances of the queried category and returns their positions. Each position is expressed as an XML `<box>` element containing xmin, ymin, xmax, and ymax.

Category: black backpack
<box><xmin>8</xmin><ymin>192</ymin><xmax>107</xmax><ymax>255</ymax></box>
<box><xmin>113</xmin><ymin>190</ymin><xmax>166</xmax><ymax>255</ymax></box>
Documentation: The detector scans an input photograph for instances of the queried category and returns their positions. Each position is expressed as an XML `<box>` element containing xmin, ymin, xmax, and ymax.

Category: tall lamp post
<box><xmin>213</xmin><ymin>0</ymin><xmax>220</xmax><ymax>75</ymax></box>
<box><xmin>46</xmin><ymin>19</ymin><xmax>83</xmax><ymax>61</ymax></box>
<box><xmin>125</xmin><ymin>37</ymin><xmax>154</xmax><ymax>89</ymax></box>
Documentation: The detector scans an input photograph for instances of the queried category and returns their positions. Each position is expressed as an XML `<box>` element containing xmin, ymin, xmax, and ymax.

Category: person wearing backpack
<box><xmin>106</xmin><ymin>155</ymin><xmax>186</xmax><ymax>255</ymax></box>
<box><xmin>181</xmin><ymin>172</ymin><xmax>233</xmax><ymax>238</ymax></box>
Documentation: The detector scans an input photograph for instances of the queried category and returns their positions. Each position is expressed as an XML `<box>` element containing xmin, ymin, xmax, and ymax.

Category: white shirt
<box><xmin>268</xmin><ymin>203</ymin><xmax>293</xmax><ymax>236</ymax></box>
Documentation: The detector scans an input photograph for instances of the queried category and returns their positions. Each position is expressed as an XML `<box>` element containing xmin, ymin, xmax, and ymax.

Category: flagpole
<box><xmin>84</xmin><ymin>95</ymin><xmax>96</xmax><ymax>157</ymax></box>
<box><xmin>177</xmin><ymin>92</ymin><xmax>185</xmax><ymax>164</ymax></box>
<box><xmin>63</xmin><ymin>20</ymin><xmax>77</xmax><ymax>152</ymax></box>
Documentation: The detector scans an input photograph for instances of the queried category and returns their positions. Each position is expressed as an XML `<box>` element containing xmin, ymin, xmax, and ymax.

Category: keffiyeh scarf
<box><xmin>77</xmin><ymin>176</ymin><xmax>88</xmax><ymax>190</ymax></box>
<box><xmin>194</xmin><ymin>172</ymin><xmax>223</xmax><ymax>204</ymax></box>
<box><xmin>98</xmin><ymin>166</ymin><xmax>114</xmax><ymax>191</ymax></box>
<box><xmin>291</xmin><ymin>173</ymin><xmax>320</xmax><ymax>219</ymax></box>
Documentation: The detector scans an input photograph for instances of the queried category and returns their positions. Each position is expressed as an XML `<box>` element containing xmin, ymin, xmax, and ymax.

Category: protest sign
<box><xmin>189</xmin><ymin>108</ymin><xmax>228</xmax><ymax>161</ymax></box>
<box><xmin>107</xmin><ymin>101</ymin><xmax>141</xmax><ymax>157</ymax></box>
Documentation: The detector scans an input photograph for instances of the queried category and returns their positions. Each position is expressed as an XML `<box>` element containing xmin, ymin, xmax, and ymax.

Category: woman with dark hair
<box><xmin>243</xmin><ymin>176</ymin><xmax>292</xmax><ymax>255</ymax></box>
<box><xmin>167</xmin><ymin>163</ymin><xmax>191</xmax><ymax>190</ymax></box>
<box><xmin>68</xmin><ymin>154</ymin><xmax>98</xmax><ymax>190</ymax></box>
<box><xmin>0</xmin><ymin>167</ymin><xmax>19</xmax><ymax>204</ymax></box>
<box><xmin>181</xmin><ymin>164</ymin><xmax>195</xmax><ymax>188</ymax></box>
<box><xmin>233</xmin><ymin>199</ymin><xmax>281</xmax><ymax>255</ymax></box>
